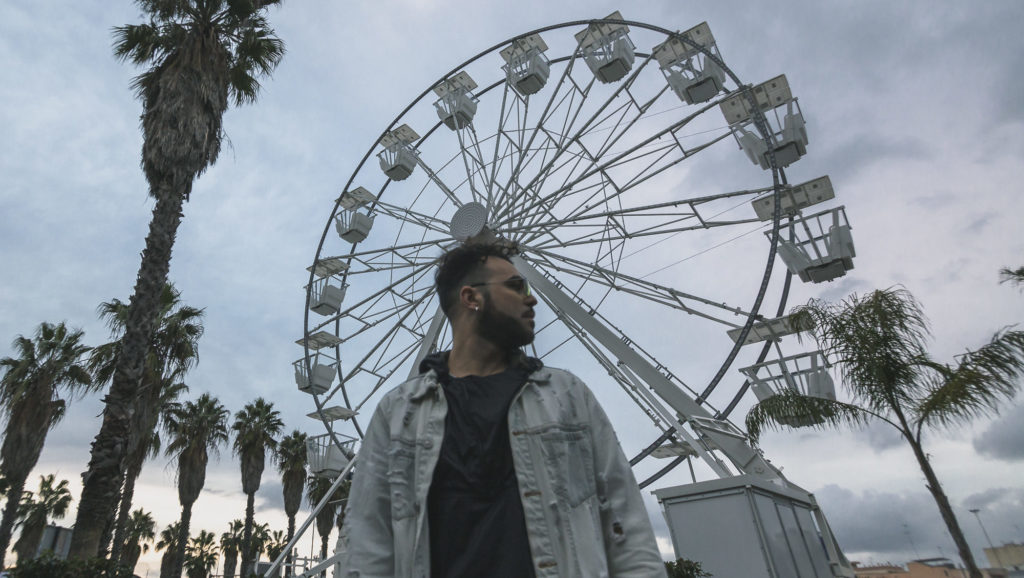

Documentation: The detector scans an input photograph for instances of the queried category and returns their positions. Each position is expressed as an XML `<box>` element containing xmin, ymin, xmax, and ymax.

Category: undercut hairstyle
<box><xmin>435</xmin><ymin>242</ymin><xmax>519</xmax><ymax>318</ymax></box>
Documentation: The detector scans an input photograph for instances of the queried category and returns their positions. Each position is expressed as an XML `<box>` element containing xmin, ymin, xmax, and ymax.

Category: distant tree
<box><xmin>745</xmin><ymin>288</ymin><xmax>1024</xmax><ymax>578</ymax></box>
<box><xmin>219</xmin><ymin>519</ymin><xmax>244</xmax><ymax>578</ymax></box>
<box><xmin>89</xmin><ymin>284</ymin><xmax>201</xmax><ymax>560</ymax></box>
<box><xmin>184</xmin><ymin>529</ymin><xmax>218</xmax><ymax>578</ymax></box>
<box><xmin>306</xmin><ymin>475</ymin><xmax>347</xmax><ymax>576</ymax></box>
<box><xmin>263</xmin><ymin>529</ymin><xmax>287</xmax><ymax>578</ymax></box>
<box><xmin>120</xmin><ymin>509</ymin><xmax>156</xmax><ymax>573</ymax></box>
<box><xmin>155</xmin><ymin>521</ymin><xmax>183</xmax><ymax>578</ymax></box>
<box><xmin>0</xmin><ymin>322</ymin><xmax>93</xmax><ymax>567</ymax></box>
<box><xmin>276</xmin><ymin>429</ymin><xmax>307</xmax><ymax>572</ymax></box>
<box><xmin>232</xmin><ymin>398</ymin><xmax>283</xmax><ymax>577</ymax></box>
<box><xmin>665</xmin><ymin>558</ymin><xmax>712</xmax><ymax>578</ymax></box>
<box><xmin>13</xmin><ymin>475</ymin><xmax>72</xmax><ymax>563</ymax></box>
<box><xmin>69</xmin><ymin>0</ymin><xmax>286</xmax><ymax>557</ymax></box>
<box><xmin>163</xmin><ymin>394</ymin><xmax>230</xmax><ymax>578</ymax></box>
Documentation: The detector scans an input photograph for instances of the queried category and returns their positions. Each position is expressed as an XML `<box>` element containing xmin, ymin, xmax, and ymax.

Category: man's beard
<box><xmin>476</xmin><ymin>298</ymin><xmax>534</xmax><ymax>350</ymax></box>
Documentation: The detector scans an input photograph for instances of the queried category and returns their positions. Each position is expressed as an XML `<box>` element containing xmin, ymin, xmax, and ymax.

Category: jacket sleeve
<box><xmin>583</xmin><ymin>382</ymin><xmax>669</xmax><ymax>578</ymax></box>
<box><xmin>337</xmin><ymin>400</ymin><xmax>395</xmax><ymax>578</ymax></box>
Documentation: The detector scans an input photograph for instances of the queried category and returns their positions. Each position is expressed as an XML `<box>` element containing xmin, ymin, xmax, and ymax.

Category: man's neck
<box><xmin>447</xmin><ymin>335</ymin><xmax>514</xmax><ymax>378</ymax></box>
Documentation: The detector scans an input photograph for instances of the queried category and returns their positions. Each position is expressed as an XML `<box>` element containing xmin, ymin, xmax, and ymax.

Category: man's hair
<box><xmin>435</xmin><ymin>242</ymin><xmax>519</xmax><ymax>317</ymax></box>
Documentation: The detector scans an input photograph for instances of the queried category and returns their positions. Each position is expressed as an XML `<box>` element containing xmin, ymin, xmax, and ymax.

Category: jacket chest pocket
<box><xmin>387</xmin><ymin>441</ymin><xmax>417</xmax><ymax>520</ymax></box>
<box><xmin>539</xmin><ymin>425</ymin><xmax>597</xmax><ymax>508</ymax></box>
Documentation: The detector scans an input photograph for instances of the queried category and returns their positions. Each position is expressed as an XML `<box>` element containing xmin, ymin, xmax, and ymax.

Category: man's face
<box><xmin>473</xmin><ymin>258</ymin><xmax>538</xmax><ymax>350</ymax></box>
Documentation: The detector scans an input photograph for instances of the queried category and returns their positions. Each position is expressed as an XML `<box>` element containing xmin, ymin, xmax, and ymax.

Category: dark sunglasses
<box><xmin>469</xmin><ymin>276</ymin><xmax>532</xmax><ymax>297</ymax></box>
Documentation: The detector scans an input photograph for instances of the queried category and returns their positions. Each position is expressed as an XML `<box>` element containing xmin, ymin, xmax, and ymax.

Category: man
<box><xmin>339</xmin><ymin>242</ymin><xmax>666</xmax><ymax>578</ymax></box>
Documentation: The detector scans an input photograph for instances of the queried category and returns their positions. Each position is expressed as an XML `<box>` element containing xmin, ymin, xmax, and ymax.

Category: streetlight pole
<box><xmin>969</xmin><ymin>508</ymin><xmax>1003</xmax><ymax>569</ymax></box>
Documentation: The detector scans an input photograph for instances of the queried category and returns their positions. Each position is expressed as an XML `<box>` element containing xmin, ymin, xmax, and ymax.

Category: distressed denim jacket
<box><xmin>337</xmin><ymin>362</ymin><xmax>668</xmax><ymax>578</ymax></box>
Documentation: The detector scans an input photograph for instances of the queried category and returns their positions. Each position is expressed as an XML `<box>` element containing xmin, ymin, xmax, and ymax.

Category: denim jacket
<box><xmin>337</xmin><ymin>361</ymin><xmax>667</xmax><ymax>578</ymax></box>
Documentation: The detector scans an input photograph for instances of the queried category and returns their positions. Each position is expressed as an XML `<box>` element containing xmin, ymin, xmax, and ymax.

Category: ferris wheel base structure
<box><xmin>657</xmin><ymin>475</ymin><xmax>852</xmax><ymax>578</ymax></box>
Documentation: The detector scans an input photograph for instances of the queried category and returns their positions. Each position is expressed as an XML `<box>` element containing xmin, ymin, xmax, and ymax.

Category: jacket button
<box><xmin>422</xmin><ymin>439</ymin><xmax>433</xmax><ymax>449</ymax></box>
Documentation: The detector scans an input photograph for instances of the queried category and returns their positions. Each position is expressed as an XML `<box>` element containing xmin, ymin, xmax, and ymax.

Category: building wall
<box><xmin>985</xmin><ymin>544</ymin><xmax>1024</xmax><ymax>570</ymax></box>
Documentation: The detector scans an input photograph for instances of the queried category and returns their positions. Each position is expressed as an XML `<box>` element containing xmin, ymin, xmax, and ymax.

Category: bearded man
<box><xmin>339</xmin><ymin>242</ymin><xmax>666</xmax><ymax>578</ymax></box>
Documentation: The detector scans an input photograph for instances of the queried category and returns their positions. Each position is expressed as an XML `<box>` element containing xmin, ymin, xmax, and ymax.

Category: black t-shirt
<box><xmin>427</xmin><ymin>365</ymin><xmax>537</xmax><ymax>578</ymax></box>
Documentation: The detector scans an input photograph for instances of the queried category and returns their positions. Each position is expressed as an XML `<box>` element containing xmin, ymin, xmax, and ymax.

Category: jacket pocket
<box><xmin>539</xmin><ymin>424</ymin><xmax>597</xmax><ymax>508</ymax></box>
<box><xmin>387</xmin><ymin>440</ymin><xmax>417</xmax><ymax>520</ymax></box>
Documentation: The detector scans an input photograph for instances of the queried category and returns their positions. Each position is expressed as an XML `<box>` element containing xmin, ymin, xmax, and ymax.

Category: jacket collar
<box><xmin>408</xmin><ymin>352</ymin><xmax>550</xmax><ymax>401</ymax></box>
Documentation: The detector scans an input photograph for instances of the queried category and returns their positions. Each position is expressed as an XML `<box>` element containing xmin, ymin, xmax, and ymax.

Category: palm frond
<box><xmin>917</xmin><ymin>329</ymin><xmax>1024</xmax><ymax>429</ymax></box>
<box><xmin>1000</xmin><ymin>266</ymin><xmax>1024</xmax><ymax>288</ymax></box>
<box><xmin>745</xmin><ymin>390</ymin><xmax>881</xmax><ymax>445</ymax></box>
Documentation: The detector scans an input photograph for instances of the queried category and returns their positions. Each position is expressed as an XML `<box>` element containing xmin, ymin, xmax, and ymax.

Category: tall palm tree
<box><xmin>121</xmin><ymin>508</ymin><xmax>157</xmax><ymax>574</ymax></box>
<box><xmin>232</xmin><ymin>398</ymin><xmax>283</xmax><ymax>577</ymax></box>
<box><xmin>306</xmin><ymin>475</ymin><xmax>347</xmax><ymax>573</ymax></box>
<box><xmin>12</xmin><ymin>474</ymin><xmax>72</xmax><ymax>563</ymax></box>
<box><xmin>90</xmin><ymin>284</ymin><xmax>202</xmax><ymax>561</ymax></box>
<box><xmin>70</xmin><ymin>0</ymin><xmax>286</xmax><ymax>557</ymax></box>
<box><xmin>164</xmin><ymin>393</ymin><xmax>230</xmax><ymax>578</ymax></box>
<box><xmin>0</xmin><ymin>321</ymin><xmax>93</xmax><ymax>567</ymax></box>
<box><xmin>156</xmin><ymin>521</ymin><xmax>183</xmax><ymax>578</ymax></box>
<box><xmin>276</xmin><ymin>430</ymin><xmax>307</xmax><ymax>574</ymax></box>
<box><xmin>184</xmin><ymin>529</ymin><xmax>219</xmax><ymax>578</ymax></box>
<box><xmin>250</xmin><ymin>521</ymin><xmax>271</xmax><ymax>567</ymax></box>
<box><xmin>263</xmin><ymin>529</ymin><xmax>287</xmax><ymax>578</ymax></box>
<box><xmin>219</xmin><ymin>519</ymin><xmax>244</xmax><ymax>578</ymax></box>
<box><xmin>745</xmin><ymin>288</ymin><xmax>1024</xmax><ymax>578</ymax></box>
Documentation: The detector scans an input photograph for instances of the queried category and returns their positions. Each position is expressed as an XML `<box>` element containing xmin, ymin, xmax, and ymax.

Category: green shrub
<box><xmin>8</xmin><ymin>552</ymin><xmax>133</xmax><ymax>578</ymax></box>
<box><xmin>665</xmin><ymin>557</ymin><xmax>712</xmax><ymax>578</ymax></box>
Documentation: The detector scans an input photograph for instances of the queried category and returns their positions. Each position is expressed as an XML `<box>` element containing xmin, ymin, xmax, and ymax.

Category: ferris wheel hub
<box><xmin>450</xmin><ymin>201</ymin><xmax>489</xmax><ymax>241</ymax></box>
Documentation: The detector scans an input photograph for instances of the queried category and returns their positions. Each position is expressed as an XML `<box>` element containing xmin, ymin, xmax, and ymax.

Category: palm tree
<box><xmin>232</xmin><ymin>398</ymin><xmax>283</xmax><ymax>577</ymax></box>
<box><xmin>306</xmin><ymin>475</ymin><xmax>347</xmax><ymax>573</ymax></box>
<box><xmin>1000</xmin><ymin>265</ymin><xmax>1024</xmax><ymax>287</ymax></box>
<box><xmin>69</xmin><ymin>0</ymin><xmax>286</xmax><ymax>557</ymax></box>
<box><xmin>12</xmin><ymin>474</ymin><xmax>72</xmax><ymax>563</ymax></box>
<box><xmin>156</xmin><ymin>521</ymin><xmax>183</xmax><ymax>578</ymax></box>
<box><xmin>164</xmin><ymin>393</ymin><xmax>230</xmax><ymax>578</ymax></box>
<box><xmin>121</xmin><ymin>508</ymin><xmax>157</xmax><ymax>574</ymax></box>
<box><xmin>276</xmin><ymin>430</ymin><xmax>307</xmax><ymax>573</ymax></box>
<box><xmin>89</xmin><ymin>284</ymin><xmax>202</xmax><ymax>560</ymax></box>
<box><xmin>219</xmin><ymin>519</ymin><xmax>244</xmax><ymax>578</ymax></box>
<box><xmin>250</xmin><ymin>521</ymin><xmax>271</xmax><ymax>566</ymax></box>
<box><xmin>0</xmin><ymin>321</ymin><xmax>93</xmax><ymax>567</ymax></box>
<box><xmin>263</xmin><ymin>529</ymin><xmax>287</xmax><ymax>578</ymax></box>
<box><xmin>745</xmin><ymin>288</ymin><xmax>1024</xmax><ymax>578</ymax></box>
<box><xmin>184</xmin><ymin>529</ymin><xmax>219</xmax><ymax>578</ymax></box>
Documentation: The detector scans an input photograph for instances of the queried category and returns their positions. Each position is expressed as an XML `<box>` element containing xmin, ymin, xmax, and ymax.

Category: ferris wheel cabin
<box><xmin>377</xmin><ymin>124</ymin><xmax>420</xmax><ymax>181</ymax></box>
<box><xmin>500</xmin><ymin>34</ymin><xmax>551</xmax><ymax>96</ymax></box>
<box><xmin>334</xmin><ymin>186</ymin><xmax>377</xmax><ymax>244</ymax></box>
<box><xmin>740</xmin><ymin>351</ymin><xmax>836</xmax><ymax>427</ymax></box>
<box><xmin>654</xmin><ymin>22</ymin><xmax>727</xmax><ymax>105</ymax></box>
<box><xmin>576</xmin><ymin>12</ymin><xmax>636</xmax><ymax>84</ymax></box>
<box><xmin>294</xmin><ymin>331</ymin><xmax>342</xmax><ymax>396</ymax></box>
<box><xmin>434</xmin><ymin>71</ymin><xmax>479</xmax><ymax>130</ymax></box>
<box><xmin>721</xmin><ymin>75</ymin><xmax>809</xmax><ymax>169</ymax></box>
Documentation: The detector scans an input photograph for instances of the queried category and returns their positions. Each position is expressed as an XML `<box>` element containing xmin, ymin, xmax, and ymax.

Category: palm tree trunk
<box><xmin>170</xmin><ymin>502</ymin><xmax>194</xmax><ymax>578</ymax></box>
<box><xmin>70</xmin><ymin>186</ymin><xmax>187</xmax><ymax>559</ymax></box>
<box><xmin>285</xmin><ymin>515</ymin><xmax>295</xmax><ymax>577</ymax></box>
<box><xmin>907</xmin><ymin>436</ymin><xmax>982</xmax><ymax>578</ymax></box>
<box><xmin>223</xmin><ymin>547</ymin><xmax>238</xmax><ymax>578</ymax></box>
<box><xmin>0</xmin><ymin>476</ymin><xmax>27</xmax><ymax>568</ymax></box>
<box><xmin>97</xmin><ymin>479</ymin><xmax>124</xmax><ymax>557</ymax></box>
<box><xmin>111</xmin><ymin>456</ymin><xmax>145</xmax><ymax>565</ymax></box>
<box><xmin>240</xmin><ymin>492</ymin><xmax>256</xmax><ymax>577</ymax></box>
<box><xmin>320</xmin><ymin>536</ymin><xmax>329</xmax><ymax>578</ymax></box>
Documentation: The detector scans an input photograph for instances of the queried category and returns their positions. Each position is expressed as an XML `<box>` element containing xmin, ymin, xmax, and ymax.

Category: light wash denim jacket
<box><xmin>337</xmin><ymin>361</ymin><xmax>668</xmax><ymax>578</ymax></box>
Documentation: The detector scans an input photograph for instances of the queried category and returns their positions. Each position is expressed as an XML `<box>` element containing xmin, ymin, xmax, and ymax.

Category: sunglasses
<box><xmin>469</xmin><ymin>276</ymin><xmax>532</xmax><ymax>297</ymax></box>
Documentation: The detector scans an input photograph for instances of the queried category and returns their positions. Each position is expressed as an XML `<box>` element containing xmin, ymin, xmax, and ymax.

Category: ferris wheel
<box><xmin>295</xmin><ymin>12</ymin><xmax>856</xmax><ymax>500</ymax></box>
<box><xmin>278</xmin><ymin>12</ymin><xmax>860</xmax><ymax>578</ymax></box>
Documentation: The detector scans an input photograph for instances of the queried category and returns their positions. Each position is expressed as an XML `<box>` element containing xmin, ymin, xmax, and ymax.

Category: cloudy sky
<box><xmin>2</xmin><ymin>0</ymin><xmax>1023</xmax><ymax>575</ymax></box>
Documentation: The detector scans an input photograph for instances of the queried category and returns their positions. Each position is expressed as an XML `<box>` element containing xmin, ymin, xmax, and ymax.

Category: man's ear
<box><xmin>459</xmin><ymin>285</ymin><xmax>482</xmax><ymax>312</ymax></box>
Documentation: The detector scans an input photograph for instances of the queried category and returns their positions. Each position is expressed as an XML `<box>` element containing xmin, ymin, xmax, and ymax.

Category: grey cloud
<box><xmin>973</xmin><ymin>403</ymin><xmax>1024</xmax><ymax>462</ymax></box>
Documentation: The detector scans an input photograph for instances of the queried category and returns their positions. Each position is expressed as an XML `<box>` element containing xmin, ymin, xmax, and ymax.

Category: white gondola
<box><xmin>771</xmin><ymin>206</ymin><xmax>855</xmax><ymax>284</ymax></box>
<box><xmin>726</xmin><ymin>312</ymin><xmax>803</xmax><ymax>345</ymax></box>
<box><xmin>334</xmin><ymin>186</ymin><xmax>377</xmax><ymax>244</ymax></box>
<box><xmin>575</xmin><ymin>11</ymin><xmax>635</xmax><ymax>84</ymax></box>
<box><xmin>739</xmin><ymin>351</ymin><xmax>836</xmax><ymax>427</ymax></box>
<box><xmin>751</xmin><ymin>176</ymin><xmax>835</xmax><ymax>221</ymax></box>
<box><xmin>309</xmin><ymin>278</ymin><xmax>347</xmax><ymax>316</ymax></box>
<box><xmin>306</xmin><ymin>433</ymin><xmax>357</xmax><ymax>479</ymax></box>
<box><xmin>293</xmin><ymin>355</ymin><xmax>336</xmax><ymax>396</ymax></box>
<box><xmin>720</xmin><ymin>74</ymin><xmax>808</xmax><ymax>169</ymax></box>
<box><xmin>433</xmin><ymin>71</ymin><xmax>479</xmax><ymax>130</ymax></box>
<box><xmin>377</xmin><ymin>124</ymin><xmax>420</xmax><ymax>181</ymax></box>
<box><xmin>653</xmin><ymin>22</ymin><xmax>726</xmax><ymax>105</ymax></box>
<box><xmin>500</xmin><ymin>34</ymin><xmax>551</xmax><ymax>96</ymax></box>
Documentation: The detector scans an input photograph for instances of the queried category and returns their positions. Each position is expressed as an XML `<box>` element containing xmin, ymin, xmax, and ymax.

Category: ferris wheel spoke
<box><xmin>373</xmin><ymin>201</ymin><xmax>453</xmax><ymax>237</ymax></box>
<box><xmin>523</xmin><ymin>245</ymin><xmax>754</xmax><ymax>326</ymax></box>
<box><xmin>414</xmin><ymin>155</ymin><xmax>466</xmax><ymax>209</ymax></box>
<box><xmin>310</xmin><ymin>260</ymin><xmax>436</xmax><ymax>333</ymax></box>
